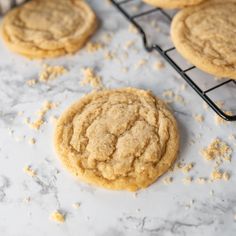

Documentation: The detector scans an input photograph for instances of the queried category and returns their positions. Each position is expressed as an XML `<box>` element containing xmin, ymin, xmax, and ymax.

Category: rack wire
<box><xmin>111</xmin><ymin>0</ymin><xmax>236</xmax><ymax>121</ymax></box>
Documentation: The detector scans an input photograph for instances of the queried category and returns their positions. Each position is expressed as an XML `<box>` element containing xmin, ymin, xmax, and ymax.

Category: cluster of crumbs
<box><xmin>201</xmin><ymin>138</ymin><xmax>232</xmax><ymax>161</ymax></box>
<box><xmin>85</xmin><ymin>42</ymin><xmax>103</xmax><ymax>52</ymax></box>
<box><xmin>201</xmin><ymin>138</ymin><xmax>232</xmax><ymax>181</ymax></box>
<box><xmin>50</xmin><ymin>211</ymin><xmax>65</xmax><ymax>223</ymax></box>
<box><xmin>80</xmin><ymin>68</ymin><xmax>103</xmax><ymax>89</ymax></box>
<box><xmin>39</xmin><ymin>64</ymin><xmax>68</xmax><ymax>82</ymax></box>
<box><xmin>162</xmin><ymin>89</ymin><xmax>186</xmax><ymax>105</ymax></box>
<box><xmin>25</xmin><ymin>101</ymin><xmax>57</xmax><ymax>130</ymax></box>
<box><xmin>163</xmin><ymin>176</ymin><xmax>173</xmax><ymax>184</ymax></box>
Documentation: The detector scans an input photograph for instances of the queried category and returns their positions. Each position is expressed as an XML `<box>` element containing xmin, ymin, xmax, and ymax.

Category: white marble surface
<box><xmin>0</xmin><ymin>1</ymin><xmax>236</xmax><ymax>235</ymax></box>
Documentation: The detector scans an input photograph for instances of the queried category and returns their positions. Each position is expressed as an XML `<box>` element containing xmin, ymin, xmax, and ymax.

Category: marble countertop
<box><xmin>0</xmin><ymin>1</ymin><xmax>236</xmax><ymax>235</ymax></box>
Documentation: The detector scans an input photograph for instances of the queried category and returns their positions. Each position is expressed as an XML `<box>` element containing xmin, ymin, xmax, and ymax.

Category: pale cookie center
<box><xmin>185</xmin><ymin>4</ymin><xmax>236</xmax><ymax>66</ymax></box>
<box><xmin>69</xmin><ymin>97</ymin><xmax>169</xmax><ymax>181</ymax></box>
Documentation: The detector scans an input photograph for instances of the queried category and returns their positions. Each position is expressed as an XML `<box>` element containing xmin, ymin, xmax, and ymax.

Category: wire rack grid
<box><xmin>111</xmin><ymin>0</ymin><xmax>236</xmax><ymax>121</ymax></box>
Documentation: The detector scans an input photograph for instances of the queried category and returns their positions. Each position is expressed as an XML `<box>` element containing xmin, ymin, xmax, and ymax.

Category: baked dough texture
<box><xmin>171</xmin><ymin>0</ymin><xmax>236</xmax><ymax>79</ymax></box>
<box><xmin>143</xmin><ymin>0</ymin><xmax>205</xmax><ymax>9</ymax></box>
<box><xmin>54</xmin><ymin>88</ymin><xmax>179</xmax><ymax>191</ymax></box>
<box><xmin>1</xmin><ymin>0</ymin><xmax>97</xmax><ymax>59</ymax></box>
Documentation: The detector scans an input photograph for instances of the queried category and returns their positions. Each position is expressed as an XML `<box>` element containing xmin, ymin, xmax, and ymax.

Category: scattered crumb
<box><xmin>162</xmin><ymin>90</ymin><xmax>186</xmax><ymax>105</ymax></box>
<box><xmin>104</xmin><ymin>51</ymin><xmax>116</xmax><ymax>60</ymax></box>
<box><xmin>72</xmin><ymin>202</ymin><xmax>81</xmax><ymax>209</ymax></box>
<box><xmin>196</xmin><ymin>177</ymin><xmax>207</xmax><ymax>184</ymax></box>
<box><xmin>222</xmin><ymin>172</ymin><xmax>230</xmax><ymax>181</ymax></box>
<box><xmin>85</xmin><ymin>42</ymin><xmax>103</xmax><ymax>52</ymax></box>
<box><xmin>23</xmin><ymin>196</ymin><xmax>31</xmax><ymax>203</ymax></box>
<box><xmin>80</xmin><ymin>68</ymin><xmax>103</xmax><ymax>89</ymax></box>
<box><xmin>129</xmin><ymin>24</ymin><xmax>138</xmax><ymax>34</ymax></box>
<box><xmin>124</xmin><ymin>40</ymin><xmax>135</xmax><ymax>49</ymax></box>
<box><xmin>153</xmin><ymin>61</ymin><xmax>165</xmax><ymax>70</ymax></box>
<box><xmin>50</xmin><ymin>211</ymin><xmax>65</xmax><ymax>223</ymax></box>
<box><xmin>182</xmin><ymin>163</ymin><xmax>194</xmax><ymax>174</ymax></box>
<box><xmin>26</xmin><ymin>79</ymin><xmax>37</xmax><ymax>86</ymax></box>
<box><xmin>201</xmin><ymin>138</ymin><xmax>232</xmax><ymax>161</ymax></box>
<box><xmin>182</xmin><ymin>176</ymin><xmax>193</xmax><ymax>184</ymax></box>
<box><xmin>101</xmin><ymin>32</ymin><xmax>113</xmax><ymax>44</ymax></box>
<box><xmin>135</xmin><ymin>59</ymin><xmax>147</xmax><ymax>69</ymax></box>
<box><xmin>133</xmin><ymin>192</ymin><xmax>138</xmax><ymax>198</ymax></box>
<box><xmin>211</xmin><ymin>170</ymin><xmax>223</xmax><ymax>181</ymax></box>
<box><xmin>28</xmin><ymin>138</ymin><xmax>36</xmax><ymax>145</ymax></box>
<box><xmin>23</xmin><ymin>165</ymin><xmax>36</xmax><ymax>177</ymax></box>
<box><xmin>39</xmin><ymin>64</ymin><xmax>68</xmax><ymax>82</ymax></box>
<box><xmin>163</xmin><ymin>176</ymin><xmax>173</xmax><ymax>184</ymax></box>
<box><xmin>27</xmin><ymin>101</ymin><xmax>57</xmax><ymax>130</ymax></box>
<box><xmin>193</xmin><ymin>114</ymin><xmax>204</xmax><ymax>123</ymax></box>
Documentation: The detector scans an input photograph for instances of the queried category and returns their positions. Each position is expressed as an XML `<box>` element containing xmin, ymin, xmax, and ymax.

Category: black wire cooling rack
<box><xmin>111</xmin><ymin>0</ymin><xmax>236</xmax><ymax>121</ymax></box>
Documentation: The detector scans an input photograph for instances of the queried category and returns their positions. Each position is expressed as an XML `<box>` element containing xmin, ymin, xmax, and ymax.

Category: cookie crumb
<box><xmin>27</xmin><ymin>79</ymin><xmax>37</xmax><ymax>86</ymax></box>
<box><xmin>201</xmin><ymin>138</ymin><xmax>232</xmax><ymax>161</ymax></box>
<box><xmin>23</xmin><ymin>165</ymin><xmax>36</xmax><ymax>177</ymax></box>
<box><xmin>153</xmin><ymin>61</ymin><xmax>165</xmax><ymax>70</ymax></box>
<box><xmin>182</xmin><ymin>176</ymin><xmax>193</xmax><ymax>184</ymax></box>
<box><xmin>193</xmin><ymin>114</ymin><xmax>204</xmax><ymax>123</ymax></box>
<box><xmin>50</xmin><ymin>211</ymin><xmax>65</xmax><ymax>223</ymax></box>
<box><xmin>222</xmin><ymin>172</ymin><xmax>230</xmax><ymax>181</ymax></box>
<box><xmin>39</xmin><ymin>64</ymin><xmax>67</xmax><ymax>82</ymax></box>
<box><xmin>27</xmin><ymin>101</ymin><xmax>57</xmax><ymax>130</ymax></box>
<box><xmin>211</xmin><ymin>170</ymin><xmax>223</xmax><ymax>181</ymax></box>
<box><xmin>163</xmin><ymin>176</ymin><xmax>173</xmax><ymax>184</ymax></box>
<box><xmin>28</xmin><ymin>138</ymin><xmax>36</xmax><ymax>145</ymax></box>
<box><xmin>81</xmin><ymin>68</ymin><xmax>103</xmax><ymax>88</ymax></box>
<box><xmin>182</xmin><ymin>163</ymin><xmax>194</xmax><ymax>174</ymax></box>
<box><xmin>136</xmin><ymin>59</ymin><xmax>147</xmax><ymax>69</ymax></box>
<box><xmin>124</xmin><ymin>40</ymin><xmax>135</xmax><ymax>49</ymax></box>
<box><xmin>85</xmin><ymin>42</ymin><xmax>103</xmax><ymax>52</ymax></box>
<box><xmin>196</xmin><ymin>177</ymin><xmax>207</xmax><ymax>184</ymax></box>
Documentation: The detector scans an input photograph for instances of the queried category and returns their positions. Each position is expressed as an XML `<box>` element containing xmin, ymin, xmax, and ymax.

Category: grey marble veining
<box><xmin>0</xmin><ymin>1</ymin><xmax>236</xmax><ymax>236</ymax></box>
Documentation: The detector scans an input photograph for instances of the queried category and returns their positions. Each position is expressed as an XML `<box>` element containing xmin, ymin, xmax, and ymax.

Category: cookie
<box><xmin>171</xmin><ymin>0</ymin><xmax>236</xmax><ymax>79</ymax></box>
<box><xmin>1</xmin><ymin>0</ymin><xmax>97</xmax><ymax>59</ymax></box>
<box><xmin>143</xmin><ymin>0</ymin><xmax>206</xmax><ymax>9</ymax></box>
<box><xmin>54</xmin><ymin>88</ymin><xmax>179</xmax><ymax>191</ymax></box>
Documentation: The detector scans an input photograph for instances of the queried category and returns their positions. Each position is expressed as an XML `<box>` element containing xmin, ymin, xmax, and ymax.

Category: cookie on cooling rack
<box><xmin>171</xmin><ymin>0</ymin><xmax>236</xmax><ymax>79</ymax></box>
<box><xmin>1</xmin><ymin>0</ymin><xmax>97</xmax><ymax>59</ymax></box>
<box><xmin>54</xmin><ymin>88</ymin><xmax>179</xmax><ymax>191</ymax></box>
<box><xmin>143</xmin><ymin>0</ymin><xmax>206</xmax><ymax>9</ymax></box>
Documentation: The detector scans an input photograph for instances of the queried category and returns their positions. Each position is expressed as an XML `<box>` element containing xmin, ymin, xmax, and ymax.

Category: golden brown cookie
<box><xmin>1</xmin><ymin>0</ymin><xmax>97</xmax><ymax>59</ymax></box>
<box><xmin>143</xmin><ymin>0</ymin><xmax>206</xmax><ymax>9</ymax></box>
<box><xmin>54</xmin><ymin>88</ymin><xmax>179</xmax><ymax>191</ymax></box>
<box><xmin>171</xmin><ymin>0</ymin><xmax>236</xmax><ymax>79</ymax></box>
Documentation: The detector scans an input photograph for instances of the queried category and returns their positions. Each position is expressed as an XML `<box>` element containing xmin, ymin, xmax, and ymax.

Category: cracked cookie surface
<box><xmin>143</xmin><ymin>0</ymin><xmax>205</xmax><ymax>9</ymax></box>
<box><xmin>1</xmin><ymin>0</ymin><xmax>97</xmax><ymax>59</ymax></box>
<box><xmin>171</xmin><ymin>0</ymin><xmax>236</xmax><ymax>79</ymax></box>
<box><xmin>54</xmin><ymin>88</ymin><xmax>179</xmax><ymax>191</ymax></box>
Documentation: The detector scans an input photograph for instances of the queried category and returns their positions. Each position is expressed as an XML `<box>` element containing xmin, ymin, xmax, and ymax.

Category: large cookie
<box><xmin>143</xmin><ymin>0</ymin><xmax>206</xmax><ymax>9</ymax></box>
<box><xmin>54</xmin><ymin>88</ymin><xmax>179</xmax><ymax>191</ymax></box>
<box><xmin>1</xmin><ymin>0</ymin><xmax>97</xmax><ymax>59</ymax></box>
<box><xmin>171</xmin><ymin>0</ymin><xmax>236</xmax><ymax>79</ymax></box>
